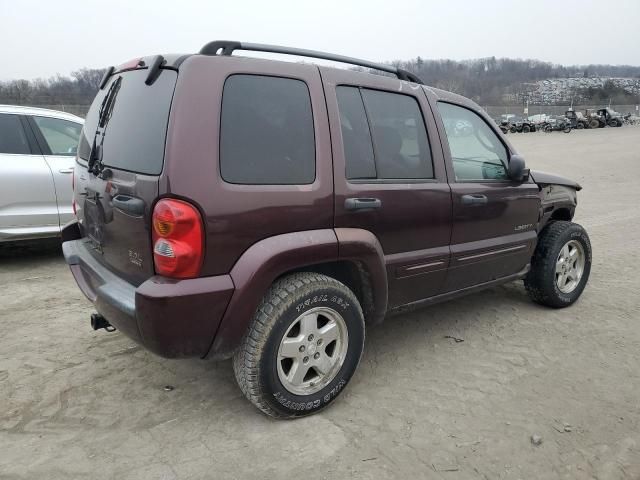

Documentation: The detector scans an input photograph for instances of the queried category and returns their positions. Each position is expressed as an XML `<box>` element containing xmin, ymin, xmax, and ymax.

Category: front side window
<box><xmin>33</xmin><ymin>116</ymin><xmax>82</xmax><ymax>156</ymax></box>
<box><xmin>336</xmin><ymin>86</ymin><xmax>434</xmax><ymax>180</ymax></box>
<box><xmin>220</xmin><ymin>75</ymin><xmax>315</xmax><ymax>185</ymax></box>
<box><xmin>437</xmin><ymin>102</ymin><xmax>509</xmax><ymax>181</ymax></box>
<box><xmin>0</xmin><ymin>114</ymin><xmax>30</xmax><ymax>155</ymax></box>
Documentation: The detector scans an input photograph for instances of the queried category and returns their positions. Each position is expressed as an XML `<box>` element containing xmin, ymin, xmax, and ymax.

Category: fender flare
<box><xmin>206</xmin><ymin>228</ymin><xmax>388</xmax><ymax>358</ymax></box>
<box><xmin>335</xmin><ymin>227</ymin><xmax>388</xmax><ymax>324</ymax></box>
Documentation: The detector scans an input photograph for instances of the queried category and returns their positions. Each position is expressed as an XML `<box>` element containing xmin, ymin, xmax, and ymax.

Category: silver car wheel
<box><xmin>556</xmin><ymin>240</ymin><xmax>586</xmax><ymax>294</ymax></box>
<box><xmin>277</xmin><ymin>306</ymin><xmax>349</xmax><ymax>396</ymax></box>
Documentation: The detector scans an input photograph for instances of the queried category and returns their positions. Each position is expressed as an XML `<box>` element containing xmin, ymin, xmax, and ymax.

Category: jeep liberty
<box><xmin>62</xmin><ymin>41</ymin><xmax>592</xmax><ymax>417</ymax></box>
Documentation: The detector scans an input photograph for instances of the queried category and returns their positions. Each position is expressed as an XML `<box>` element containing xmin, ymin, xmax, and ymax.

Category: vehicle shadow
<box><xmin>191</xmin><ymin>281</ymin><xmax>536</xmax><ymax>405</ymax></box>
<box><xmin>0</xmin><ymin>238</ymin><xmax>62</xmax><ymax>263</ymax></box>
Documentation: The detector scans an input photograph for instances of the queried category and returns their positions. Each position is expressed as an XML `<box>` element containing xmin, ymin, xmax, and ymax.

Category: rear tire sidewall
<box><xmin>260</xmin><ymin>284</ymin><xmax>364</xmax><ymax>417</ymax></box>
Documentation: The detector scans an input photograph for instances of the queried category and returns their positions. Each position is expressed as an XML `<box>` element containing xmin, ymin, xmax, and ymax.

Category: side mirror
<box><xmin>509</xmin><ymin>154</ymin><xmax>529</xmax><ymax>182</ymax></box>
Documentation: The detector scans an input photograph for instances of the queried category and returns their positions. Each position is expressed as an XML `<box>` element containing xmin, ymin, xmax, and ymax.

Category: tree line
<box><xmin>1</xmin><ymin>58</ymin><xmax>639</xmax><ymax>110</ymax></box>
<box><xmin>0</xmin><ymin>68</ymin><xmax>106</xmax><ymax>108</ymax></box>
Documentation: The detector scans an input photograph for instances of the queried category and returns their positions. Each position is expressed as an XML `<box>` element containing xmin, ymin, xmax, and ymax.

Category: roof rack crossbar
<box><xmin>199</xmin><ymin>40</ymin><xmax>424</xmax><ymax>84</ymax></box>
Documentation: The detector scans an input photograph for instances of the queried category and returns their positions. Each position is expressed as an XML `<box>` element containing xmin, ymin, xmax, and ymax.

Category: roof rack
<box><xmin>199</xmin><ymin>40</ymin><xmax>424</xmax><ymax>84</ymax></box>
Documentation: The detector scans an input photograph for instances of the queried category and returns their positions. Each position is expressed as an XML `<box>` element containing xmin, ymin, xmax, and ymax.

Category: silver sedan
<box><xmin>0</xmin><ymin>105</ymin><xmax>83</xmax><ymax>242</ymax></box>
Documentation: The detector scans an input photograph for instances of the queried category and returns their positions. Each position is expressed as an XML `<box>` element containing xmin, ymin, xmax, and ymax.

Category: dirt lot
<box><xmin>1</xmin><ymin>127</ymin><xmax>639</xmax><ymax>480</ymax></box>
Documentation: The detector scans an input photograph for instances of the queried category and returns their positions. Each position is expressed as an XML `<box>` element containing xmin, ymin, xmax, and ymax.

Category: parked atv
<box><xmin>499</xmin><ymin>119</ymin><xmax>512</xmax><ymax>134</ymax></box>
<box><xmin>585</xmin><ymin>109</ymin><xmax>605</xmax><ymax>128</ymax></box>
<box><xmin>565</xmin><ymin>110</ymin><xmax>588</xmax><ymax>130</ymax></box>
<box><xmin>542</xmin><ymin>116</ymin><xmax>572</xmax><ymax>133</ymax></box>
<box><xmin>597</xmin><ymin>108</ymin><xmax>623</xmax><ymax>127</ymax></box>
<box><xmin>511</xmin><ymin>119</ymin><xmax>536</xmax><ymax>133</ymax></box>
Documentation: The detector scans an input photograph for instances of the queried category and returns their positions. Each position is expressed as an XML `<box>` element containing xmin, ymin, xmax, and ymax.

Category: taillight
<box><xmin>152</xmin><ymin>199</ymin><xmax>204</xmax><ymax>279</ymax></box>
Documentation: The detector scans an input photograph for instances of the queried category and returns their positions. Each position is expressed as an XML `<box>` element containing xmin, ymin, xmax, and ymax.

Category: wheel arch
<box><xmin>206</xmin><ymin>228</ymin><xmax>388</xmax><ymax>359</ymax></box>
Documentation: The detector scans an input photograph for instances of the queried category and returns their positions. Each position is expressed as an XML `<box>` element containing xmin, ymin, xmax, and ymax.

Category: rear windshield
<box><xmin>78</xmin><ymin>68</ymin><xmax>177</xmax><ymax>175</ymax></box>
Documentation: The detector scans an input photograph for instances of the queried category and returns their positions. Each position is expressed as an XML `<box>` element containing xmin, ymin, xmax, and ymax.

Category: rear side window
<box><xmin>33</xmin><ymin>116</ymin><xmax>82</xmax><ymax>156</ymax></box>
<box><xmin>0</xmin><ymin>114</ymin><xmax>30</xmax><ymax>155</ymax></box>
<box><xmin>336</xmin><ymin>87</ymin><xmax>376</xmax><ymax>179</ymax></box>
<box><xmin>78</xmin><ymin>69</ymin><xmax>177</xmax><ymax>175</ymax></box>
<box><xmin>220</xmin><ymin>75</ymin><xmax>315</xmax><ymax>185</ymax></box>
<box><xmin>336</xmin><ymin>87</ymin><xmax>434</xmax><ymax>180</ymax></box>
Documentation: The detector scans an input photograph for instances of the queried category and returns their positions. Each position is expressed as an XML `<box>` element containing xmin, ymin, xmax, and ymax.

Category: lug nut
<box><xmin>299</xmin><ymin>345</ymin><xmax>305</xmax><ymax>352</ymax></box>
<box><xmin>303</xmin><ymin>356</ymin><xmax>309</xmax><ymax>363</ymax></box>
<box><xmin>308</xmin><ymin>334</ymin><xmax>314</xmax><ymax>341</ymax></box>
<box><xmin>314</xmin><ymin>352</ymin><xmax>320</xmax><ymax>359</ymax></box>
<box><xmin>317</xmin><ymin>339</ymin><xmax>323</xmax><ymax>346</ymax></box>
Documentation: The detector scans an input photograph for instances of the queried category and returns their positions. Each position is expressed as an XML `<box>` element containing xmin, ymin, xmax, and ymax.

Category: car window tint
<box><xmin>0</xmin><ymin>113</ymin><xmax>30</xmax><ymax>155</ymax></box>
<box><xmin>33</xmin><ymin>116</ymin><xmax>82</xmax><ymax>156</ymax></box>
<box><xmin>78</xmin><ymin>69</ymin><xmax>177</xmax><ymax>175</ymax></box>
<box><xmin>336</xmin><ymin>87</ymin><xmax>376</xmax><ymax>179</ymax></box>
<box><xmin>438</xmin><ymin>102</ymin><xmax>509</xmax><ymax>181</ymax></box>
<box><xmin>361</xmin><ymin>89</ymin><xmax>434</xmax><ymax>180</ymax></box>
<box><xmin>220</xmin><ymin>75</ymin><xmax>315</xmax><ymax>185</ymax></box>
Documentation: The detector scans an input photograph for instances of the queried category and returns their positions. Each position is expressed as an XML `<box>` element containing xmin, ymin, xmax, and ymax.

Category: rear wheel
<box><xmin>522</xmin><ymin>125</ymin><xmax>531</xmax><ymax>133</ymax></box>
<box><xmin>589</xmin><ymin>119</ymin><xmax>600</xmax><ymax>129</ymax></box>
<box><xmin>525</xmin><ymin>221</ymin><xmax>592</xmax><ymax>308</ymax></box>
<box><xmin>576</xmin><ymin>122</ymin><xmax>584</xmax><ymax>129</ymax></box>
<box><xmin>233</xmin><ymin>272</ymin><xmax>365</xmax><ymax>418</ymax></box>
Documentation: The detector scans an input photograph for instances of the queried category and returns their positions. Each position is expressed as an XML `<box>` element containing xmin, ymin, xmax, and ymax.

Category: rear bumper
<box><xmin>63</xmin><ymin>238</ymin><xmax>234</xmax><ymax>358</ymax></box>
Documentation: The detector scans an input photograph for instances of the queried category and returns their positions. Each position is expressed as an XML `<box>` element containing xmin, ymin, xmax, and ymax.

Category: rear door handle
<box><xmin>461</xmin><ymin>194</ymin><xmax>488</xmax><ymax>206</ymax></box>
<box><xmin>112</xmin><ymin>195</ymin><xmax>145</xmax><ymax>216</ymax></box>
<box><xmin>345</xmin><ymin>197</ymin><xmax>382</xmax><ymax>211</ymax></box>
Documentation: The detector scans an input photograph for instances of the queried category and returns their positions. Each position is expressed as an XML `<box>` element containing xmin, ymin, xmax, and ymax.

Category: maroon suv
<box><xmin>62</xmin><ymin>41</ymin><xmax>592</xmax><ymax>418</ymax></box>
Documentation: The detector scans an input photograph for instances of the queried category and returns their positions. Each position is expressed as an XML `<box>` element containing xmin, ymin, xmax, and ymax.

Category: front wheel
<box><xmin>233</xmin><ymin>272</ymin><xmax>365</xmax><ymax>418</ymax></box>
<box><xmin>525</xmin><ymin>221</ymin><xmax>592</xmax><ymax>308</ymax></box>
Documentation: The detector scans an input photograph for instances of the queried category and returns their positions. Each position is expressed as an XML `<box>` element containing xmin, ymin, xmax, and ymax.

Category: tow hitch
<box><xmin>90</xmin><ymin>313</ymin><xmax>115</xmax><ymax>332</ymax></box>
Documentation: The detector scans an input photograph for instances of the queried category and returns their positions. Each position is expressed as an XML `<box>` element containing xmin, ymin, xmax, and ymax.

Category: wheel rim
<box><xmin>276</xmin><ymin>306</ymin><xmax>349</xmax><ymax>395</ymax></box>
<box><xmin>555</xmin><ymin>240</ymin><xmax>586</xmax><ymax>293</ymax></box>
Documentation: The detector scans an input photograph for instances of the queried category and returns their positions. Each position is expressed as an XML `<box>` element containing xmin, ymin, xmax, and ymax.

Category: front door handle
<box><xmin>461</xmin><ymin>194</ymin><xmax>488</xmax><ymax>206</ymax></box>
<box><xmin>58</xmin><ymin>168</ymin><xmax>74</xmax><ymax>174</ymax></box>
<box><xmin>345</xmin><ymin>197</ymin><xmax>382</xmax><ymax>211</ymax></box>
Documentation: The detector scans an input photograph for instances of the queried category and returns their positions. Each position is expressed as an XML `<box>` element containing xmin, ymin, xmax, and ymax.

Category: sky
<box><xmin>1</xmin><ymin>0</ymin><xmax>639</xmax><ymax>80</ymax></box>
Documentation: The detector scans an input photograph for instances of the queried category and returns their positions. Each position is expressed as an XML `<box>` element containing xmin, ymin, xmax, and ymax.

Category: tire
<box><xmin>522</xmin><ymin>125</ymin><xmax>531</xmax><ymax>133</ymax></box>
<box><xmin>589</xmin><ymin>119</ymin><xmax>599</xmax><ymax>129</ymax></box>
<box><xmin>525</xmin><ymin>221</ymin><xmax>592</xmax><ymax>308</ymax></box>
<box><xmin>510</xmin><ymin>126</ymin><xmax>517</xmax><ymax>133</ymax></box>
<box><xmin>544</xmin><ymin>125</ymin><xmax>552</xmax><ymax>133</ymax></box>
<box><xmin>608</xmin><ymin>120</ymin><xmax>618</xmax><ymax>127</ymax></box>
<box><xmin>233</xmin><ymin>272</ymin><xmax>365</xmax><ymax>418</ymax></box>
<box><xmin>576</xmin><ymin>122</ymin><xmax>584</xmax><ymax>129</ymax></box>
<box><xmin>563</xmin><ymin>125</ymin><xmax>572</xmax><ymax>133</ymax></box>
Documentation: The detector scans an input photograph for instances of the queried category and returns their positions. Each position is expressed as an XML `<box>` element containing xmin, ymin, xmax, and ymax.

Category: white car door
<box><xmin>0</xmin><ymin>113</ymin><xmax>59</xmax><ymax>240</ymax></box>
<box><xmin>29</xmin><ymin>115</ymin><xmax>83</xmax><ymax>227</ymax></box>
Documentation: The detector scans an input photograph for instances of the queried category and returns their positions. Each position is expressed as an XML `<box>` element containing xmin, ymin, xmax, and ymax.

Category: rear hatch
<box><xmin>74</xmin><ymin>65</ymin><xmax>177</xmax><ymax>286</ymax></box>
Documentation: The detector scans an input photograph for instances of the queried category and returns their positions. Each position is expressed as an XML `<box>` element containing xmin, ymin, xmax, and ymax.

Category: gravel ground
<box><xmin>1</xmin><ymin>127</ymin><xmax>639</xmax><ymax>480</ymax></box>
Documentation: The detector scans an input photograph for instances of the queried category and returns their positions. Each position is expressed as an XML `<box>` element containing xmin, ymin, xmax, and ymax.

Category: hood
<box><xmin>530</xmin><ymin>170</ymin><xmax>582</xmax><ymax>191</ymax></box>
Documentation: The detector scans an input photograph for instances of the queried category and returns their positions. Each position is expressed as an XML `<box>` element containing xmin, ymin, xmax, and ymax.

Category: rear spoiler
<box><xmin>99</xmin><ymin>55</ymin><xmax>167</xmax><ymax>89</ymax></box>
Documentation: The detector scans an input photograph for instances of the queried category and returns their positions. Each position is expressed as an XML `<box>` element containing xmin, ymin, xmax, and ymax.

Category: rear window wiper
<box><xmin>88</xmin><ymin>76</ymin><xmax>122</xmax><ymax>176</ymax></box>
